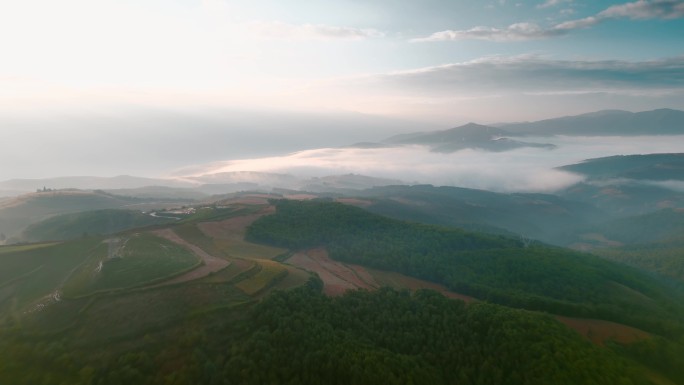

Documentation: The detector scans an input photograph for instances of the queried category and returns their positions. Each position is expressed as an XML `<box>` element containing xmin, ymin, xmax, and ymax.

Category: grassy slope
<box><xmin>22</xmin><ymin>209</ymin><xmax>174</xmax><ymax>242</ymax></box>
<box><xmin>0</xmin><ymin>238</ymin><xmax>103</xmax><ymax>310</ymax></box>
<box><xmin>0</xmin><ymin>191</ymin><xmax>140</xmax><ymax>239</ymax></box>
<box><xmin>61</xmin><ymin>234</ymin><xmax>200</xmax><ymax>298</ymax></box>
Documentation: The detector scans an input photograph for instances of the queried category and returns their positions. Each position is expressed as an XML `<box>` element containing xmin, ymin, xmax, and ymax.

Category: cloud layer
<box><xmin>379</xmin><ymin>56</ymin><xmax>684</xmax><ymax>93</ymax></box>
<box><xmin>245</xmin><ymin>21</ymin><xmax>384</xmax><ymax>41</ymax></box>
<box><xmin>413</xmin><ymin>0</ymin><xmax>684</xmax><ymax>42</ymax></box>
<box><xmin>179</xmin><ymin>135</ymin><xmax>684</xmax><ymax>193</ymax></box>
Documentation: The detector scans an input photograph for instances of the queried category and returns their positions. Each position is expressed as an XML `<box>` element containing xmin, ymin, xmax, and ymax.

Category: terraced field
<box><xmin>0</xmin><ymin>242</ymin><xmax>58</xmax><ymax>255</ymax></box>
<box><xmin>0</xmin><ymin>238</ymin><xmax>103</xmax><ymax>311</ymax></box>
<box><xmin>69</xmin><ymin>283</ymin><xmax>252</xmax><ymax>343</ymax></box>
<box><xmin>234</xmin><ymin>260</ymin><xmax>288</xmax><ymax>296</ymax></box>
<box><xmin>287</xmin><ymin>248</ymin><xmax>378</xmax><ymax>296</ymax></box>
<box><xmin>196</xmin><ymin>208</ymin><xmax>286</xmax><ymax>260</ymax></box>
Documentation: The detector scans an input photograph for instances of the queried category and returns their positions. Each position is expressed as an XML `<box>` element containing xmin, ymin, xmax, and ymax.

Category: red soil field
<box><xmin>556</xmin><ymin>315</ymin><xmax>651</xmax><ymax>345</ymax></box>
<box><xmin>198</xmin><ymin>206</ymin><xmax>275</xmax><ymax>241</ymax></box>
<box><xmin>287</xmin><ymin>248</ymin><xmax>378</xmax><ymax>296</ymax></box>
<box><xmin>150</xmin><ymin>229</ymin><xmax>229</xmax><ymax>285</ymax></box>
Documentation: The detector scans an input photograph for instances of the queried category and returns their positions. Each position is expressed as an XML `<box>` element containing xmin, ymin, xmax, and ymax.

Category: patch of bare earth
<box><xmin>198</xmin><ymin>207</ymin><xmax>274</xmax><ymax>241</ymax></box>
<box><xmin>284</xmin><ymin>194</ymin><xmax>318</xmax><ymax>200</ymax></box>
<box><xmin>287</xmin><ymin>248</ymin><xmax>378</xmax><ymax>296</ymax></box>
<box><xmin>335</xmin><ymin>198</ymin><xmax>373</xmax><ymax>207</ymax></box>
<box><xmin>216</xmin><ymin>194</ymin><xmax>280</xmax><ymax>206</ymax></box>
<box><xmin>556</xmin><ymin>315</ymin><xmax>651</xmax><ymax>346</ymax></box>
<box><xmin>369</xmin><ymin>269</ymin><xmax>474</xmax><ymax>302</ymax></box>
<box><xmin>150</xmin><ymin>229</ymin><xmax>229</xmax><ymax>285</ymax></box>
<box><xmin>579</xmin><ymin>233</ymin><xmax>623</xmax><ymax>247</ymax></box>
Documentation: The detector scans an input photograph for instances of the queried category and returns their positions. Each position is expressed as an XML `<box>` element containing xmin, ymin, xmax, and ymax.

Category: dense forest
<box><xmin>247</xmin><ymin>200</ymin><xmax>684</xmax><ymax>336</ymax></box>
<box><xmin>0</xmin><ymin>282</ymin><xmax>653</xmax><ymax>385</ymax></box>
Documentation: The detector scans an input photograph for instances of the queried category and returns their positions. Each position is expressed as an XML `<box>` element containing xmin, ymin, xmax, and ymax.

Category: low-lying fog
<box><xmin>177</xmin><ymin>135</ymin><xmax>684</xmax><ymax>193</ymax></box>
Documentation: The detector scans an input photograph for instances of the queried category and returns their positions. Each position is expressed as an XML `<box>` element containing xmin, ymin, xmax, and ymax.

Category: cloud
<box><xmin>178</xmin><ymin>135</ymin><xmax>684</xmax><ymax>193</ymax></box>
<box><xmin>411</xmin><ymin>23</ymin><xmax>564</xmax><ymax>42</ymax></box>
<box><xmin>537</xmin><ymin>0</ymin><xmax>572</xmax><ymax>9</ymax></box>
<box><xmin>553</xmin><ymin>16</ymin><xmax>600</xmax><ymax>30</ymax></box>
<box><xmin>283</xmin><ymin>55</ymin><xmax>684</xmax><ymax>123</ymax></box>
<box><xmin>599</xmin><ymin>0</ymin><xmax>684</xmax><ymax>19</ymax></box>
<box><xmin>413</xmin><ymin>0</ymin><xmax>684</xmax><ymax>42</ymax></box>
<box><xmin>245</xmin><ymin>21</ymin><xmax>384</xmax><ymax>41</ymax></box>
<box><xmin>377</xmin><ymin>55</ymin><xmax>684</xmax><ymax>95</ymax></box>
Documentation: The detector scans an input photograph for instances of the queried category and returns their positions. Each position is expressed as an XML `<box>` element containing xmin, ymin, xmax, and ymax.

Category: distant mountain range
<box><xmin>382</xmin><ymin>123</ymin><xmax>556</xmax><ymax>152</ymax></box>
<box><xmin>499</xmin><ymin>108</ymin><xmax>684</xmax><ymax>136</ymax></box>
<box><xmin>0</xmin><ymin>175</ymin><xmax>193</xmax><ymax>193</ymax></box>
<box><xmin>0</xmin><ymin>173</ymin><xmax>405</xmax><ymax>197</ymax></box>
<box><xmin>347</xmin><ymin>108</ymin><xmax>684</xmax><ymax>153</ymax></box>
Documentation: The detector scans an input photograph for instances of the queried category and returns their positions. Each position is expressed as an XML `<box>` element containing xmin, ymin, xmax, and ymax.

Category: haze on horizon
<box><xmin>1</xmin><ymin>0</ymin><xmax>684</xmax><ymax>180</ymax></box>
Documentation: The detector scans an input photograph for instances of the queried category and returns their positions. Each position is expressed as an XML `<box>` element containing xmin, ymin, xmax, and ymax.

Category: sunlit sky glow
<box><xmin>1</xmin><ymin>0</ymin><xmax>683</xmax><ymax>180</ymax></box>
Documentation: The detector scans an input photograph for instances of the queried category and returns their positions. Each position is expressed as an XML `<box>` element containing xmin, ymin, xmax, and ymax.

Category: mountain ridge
<box><xmin>500</xmin><ymin>108</ymin><xmax>684</xmax><ymax>136</ymax></box>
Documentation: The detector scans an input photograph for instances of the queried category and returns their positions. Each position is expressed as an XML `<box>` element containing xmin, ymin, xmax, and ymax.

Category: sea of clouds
<box><xmin>178</xmin><ymin>135</ymin><xmax>684</xmax><ymax>193</ymax></box>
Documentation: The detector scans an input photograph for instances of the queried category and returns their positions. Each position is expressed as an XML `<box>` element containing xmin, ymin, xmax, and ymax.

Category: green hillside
<box><xmin>579</xmin><ymin>209</ymin><xmax>684</xmax><ymax>246</ymax></box>
<box><xmin>0</xmin><ymin>238</ymin><xmax>103</xmax><ymax>312</ymax></box>
<box><xmin>0</xmin><ymin>283</ymin><xmax>654</xmax><ymax>385</ymax></box>
<box><xmin>22</xmin><ymin>209</ymin><xmax>174</xmax><ymax>242</ymax></box>
<box><xmin>559</xmin><ymin>153</ymin><xmax>684</xmax><ymax>181</ymax></box>
<box><xmin>595</xmin><ymin>237</ymin><xmax>684</xmax><ymax>283</ymax></box>
<box><xmin>0</xmin><ymin>201</ymin><xmax>683</xmax><ymax>384</ymax></box>
<box><xmin>0</xmin><ymin>191</ymin><xmax>142</xmax><ymax>241</ymax></box>
<box><xmin>247</xmin><ymin>200</ymin><xmax>684</xmax><ymax>336</ymax></box>
<box><xmin>357</xmin><ymin>184</ymin><xmax>602</xmax><ymax>245</ymax></box>
<box><xmin>61</xmin><ymin>233</ymin><xmax>200</xmax><ymax>298</ymax></box>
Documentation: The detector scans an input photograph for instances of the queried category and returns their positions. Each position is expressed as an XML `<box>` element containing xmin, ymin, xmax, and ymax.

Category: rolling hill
<box><xmin>352</xmin><ymin>184</ymin><xmax>604</xmax><ymax>245</ymax></box>
<box><xmin>383</xmin><ymin>123</ymin><xmax>555</xmax><ymax>152</ymax></box>
<box><xmin>0</xmin><ymin>175</ymin><xmax>192</xmax><ymax>194</ymax></box>
<box><xmin>0</xmin><ymin>190</ymin><xmax>190</xmax><ymax>242</ymax></box>
<box><xmin>246</xmin><ymin>199</ymin><xmax>684</xmax><ymax>336</ymax></box>
<box><xmin>501</xmin><ymin>108</ymin><xmax>684</xmax><ymax>136</ymax></box>
<box><xmin>21</xmin><ymin>209</ymin><xmax>175</xmax><ymax>242</ymax></box>
<box><xmin>559</xmin><ymin>153</ymin><xmax>684</xmax><ymax>181</ymax></box>
<box><xmin>1</xmin><ymin>198</ymin><xmax>683</xmax><ymax>383</ymax></box>
<box><xmin>559</xmin><ymin>181</ymin><xmax>684</xmax><ymax>216</ymax></box>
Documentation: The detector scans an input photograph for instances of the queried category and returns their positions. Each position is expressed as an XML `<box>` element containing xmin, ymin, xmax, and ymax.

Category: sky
<box><xmin>1</xmin><ymin>0</ymin><xmax>684</xmax><ymax>180</ymax></box>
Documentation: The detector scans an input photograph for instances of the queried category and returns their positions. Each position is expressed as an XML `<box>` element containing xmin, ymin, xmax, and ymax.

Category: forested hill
<box><xmin>0</xmin><ymin>284</ymin><xmax>653</xmax><ymax>385</ymax></box>
<box><xmin>247</xmin><ymin>200</ymin><xmax>684</xmax><ymax>336</ymax></box>
<box><xmin>225</xmin><ymin>286</ymin><xmax>645</xmax><ymax>385</ymax></box>
<box><xmin>559</xmin><ymin>153</ymin><xmax>684</xmax><ymax>181</ymax></box>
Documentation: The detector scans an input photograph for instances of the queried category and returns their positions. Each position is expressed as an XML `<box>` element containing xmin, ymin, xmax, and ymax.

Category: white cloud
<box><xmin>414</xmin><ymin>0</ymin><xmax>684</xmax><ymax>42</ymax></box>
<box><xmin>178</xmin><ymin>135</ymin><xmax>684</xmax><ymax>193</ymax></box>
<box><xmin>378</xmin><ymin>55</ymin><xmax>684</xmax><ymax>94</ymax></box>
<box><xmin>553</xmin><ymin>16</ymin><xmax>601</xmax><ymax>30</ymax></box>
<box><xmin>245</xmin><ymin>21</ymin><xmax>384</xmax><ymax>41</ymax></box>
<box><xmin>411</xmin><ymin>23</ymin><xmax>563</xmax><ymax>42</ymax></box>
<box><xmin>599</xmin><ymin>0</ymin><xmax>684</xmax><ymax>19</ymax></box>
<box><xmin>537</xmin><ymin>0</ymin><xmax>572</xmax><ymax>9</ymax></box>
